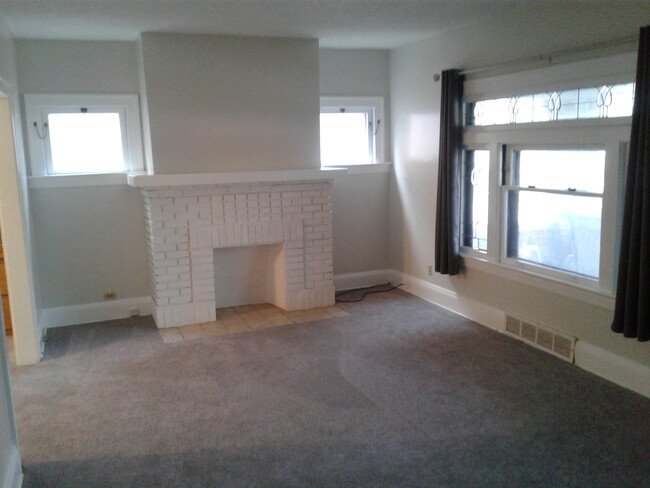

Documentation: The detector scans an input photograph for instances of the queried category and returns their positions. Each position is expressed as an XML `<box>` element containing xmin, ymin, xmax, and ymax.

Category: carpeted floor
<box><xmin>10</xmin><ymin>289</ymin><xmax>650</xmax><ymax>487</ymax></box>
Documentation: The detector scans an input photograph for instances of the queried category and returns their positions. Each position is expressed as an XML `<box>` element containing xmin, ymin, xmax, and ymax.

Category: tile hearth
<box><xmin>159</xmin><ymin>303</ymin><xmax>350</xmax><ymax>343</ymax></box>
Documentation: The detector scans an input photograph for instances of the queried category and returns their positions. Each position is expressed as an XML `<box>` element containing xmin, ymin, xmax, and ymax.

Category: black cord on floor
<box><xmin>335</xmin><ymin>282</ymin><xmax>404</xmax><ymax>303</ymax></box>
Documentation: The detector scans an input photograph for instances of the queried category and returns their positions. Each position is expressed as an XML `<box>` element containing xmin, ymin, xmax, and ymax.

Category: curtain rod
<box><xmin>432</xmin><ymin>35</ymin><xmax>638</xmax><ymax>81</ymax></box>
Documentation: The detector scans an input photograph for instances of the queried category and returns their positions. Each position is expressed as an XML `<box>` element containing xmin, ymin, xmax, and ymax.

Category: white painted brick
<box><xmin>192</xmin><ymin>247</ymin><xmax>214</xmax><ymax>257</ymax></box>
<box><xmin>193</xmin><ymin>270</ymin><xmax>214</xmax><ymax>280</ymax></box>
<box><xmin>163</xmin><ymin>219</ymin><xmax>190</xmax><ymax>229</ymax></box>
<box><xmin>194</xmin><ymin>292</ymin><xmax>215</xmax><ymax>302</ymax></box>
<box><xmin>188</xmin><ymin>203</ymin><xmax>211</xmax><ymax>213</ymax></box>
<box><xmin>168</xmin><ymin>280</ymin><xmax>192</xmax><ymax>290</ymax></box>
<box><xmin>169</xmin><ymin>294</ymin><xmax>191</xmax><ymax>305</ymax></box>
<box><xmin>291</xmin><ymin>197</ymin><xmax>312</xmax><ymax>206</ymax></box>
<box><xmin>158</xmin><ymin>289</ymin><xmax>181</xmax><ymax>298</ymax></box>
<box><xmin>175</xmin><ymin>197</ymin><xmax>199</xmax><ymax>206</ymax></box>
<box><xmin>164</xmin><ymin>235</ymin><xmax>189</xmax><ymax>245</ymax></box>
<box><xmin>166</xmin><ymin>250</ymin><xmax>189</xmax><ymax>259</ymax></box>
<box><xmin>191</xmin><ymin>263</ymin><xmax>213</xmax><ymax>274</ymax></box>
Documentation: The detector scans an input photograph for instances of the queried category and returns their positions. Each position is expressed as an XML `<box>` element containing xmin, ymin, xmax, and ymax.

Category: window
<box><xmin>25</xmin><ymin>94</ymin><xmax>143</xmax><ymax>176</ymax></box>
<box><xmin>504</xmin><ymin>148</ymin><xmax>605</xmax><ymax>280</ymax></box>
<box><xmin>461</xmin><ymin>149</ymin><xmax>490</xmax><ymax>252</ymax></box>
<box><xmin>462</xmin><ymin>81</ymin><xmax>630</xmax><ymax>294</ymax></box>
<box><xmin>319</xmin><ymin>97</ymin><xmax>384</xmax><ymax>166</ymax></box>
<box><xmin>467</xmin><ymin>83</ymin><xmax>635</xmax><ymax>126</ymax></box>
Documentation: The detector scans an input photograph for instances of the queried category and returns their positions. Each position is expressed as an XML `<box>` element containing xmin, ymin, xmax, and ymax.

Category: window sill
<box><xmin>321</xmin><ymin>162</ymin><xmax>392</xmax><ymax>175</ymax></box>
<box><xmin>461</xmin><ymin>254</ymin><xmax>616</xmax><ymax>310</ymax></box>
<box><xmin>27</xmin><ymin>172</ymin><xmax>142</xmax><ymax>189</ymax></box>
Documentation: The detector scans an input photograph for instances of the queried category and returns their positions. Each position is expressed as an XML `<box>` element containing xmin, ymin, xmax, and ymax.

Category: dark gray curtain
<box><xmin>612</xmin><ymin>25</ymin><xmax>650</xmax><ymax>342</ymax></box>
<box><xmin>435</xmin><ymin>69</ymin><xmax>464</xmax><ymax>275</ymax></box>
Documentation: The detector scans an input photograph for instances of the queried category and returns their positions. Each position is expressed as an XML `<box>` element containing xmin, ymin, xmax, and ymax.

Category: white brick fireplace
<box><xmin>128</xmin><ymin>170</ymin><xmax>341</xmax><ymax>328</ymax></box>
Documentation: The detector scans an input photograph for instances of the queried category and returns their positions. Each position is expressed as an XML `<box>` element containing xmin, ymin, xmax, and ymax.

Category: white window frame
<box><xmin>462</xmin><ymin>118</ymin><xmax>630</xmax><ymax>297</ymax></box>
<box><xmin>319</xmin><ymin>96</ymin><xmax>385</xmax><ymax>166</ymax></box>
<box><xmin>460</xmin><ymin>145</ymin><xmax>493</xmax><ymax>257</ymax></box>
<box><xmin>25</xmin><ymin>94</ymin><xmax>144</xmax><ymax>177</ymax></box>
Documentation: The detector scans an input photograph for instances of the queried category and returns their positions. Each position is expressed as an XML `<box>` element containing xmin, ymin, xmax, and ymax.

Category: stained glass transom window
<box><xmin>467</xmin><ymin>83</ymin><xmax>635</xmax><ymax>126</ymax></box>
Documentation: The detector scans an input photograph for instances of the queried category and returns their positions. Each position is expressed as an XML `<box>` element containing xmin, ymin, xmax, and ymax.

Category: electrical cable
<box><xmin>335</xmin><ymin>282</ymin><xmax>403</xmax><ymax>303</ymax></box>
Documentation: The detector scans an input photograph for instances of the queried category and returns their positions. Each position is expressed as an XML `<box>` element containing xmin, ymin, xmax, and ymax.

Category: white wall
<box><xmin>15</xmin><ymin>40</ymin><xmax>150</xmax><ymax>313</ymax></box>
<box><xmin>29</xmin><ymin>186</ymin><xmax>149</xmax><ymax>308</ymax></box>
<box><xmin>319</xmin><ymin>49</ymin><xmax>392</xmax><ymax>277</ymax></box>
<box><xmin>0</xmin><ymin>315</ymin><xmax>21</xmax><ymax>488</ymax></box>
<box><xmin>140</xmin><ymin>33</ymin><xmax>321</xmax><ymax>174</ymax></box>
<box><xmin>389</xmin><ymin>3</ymin><xmax>650</xmax><ymax>367</ymax></box>
<box><xmin>15</xmin><ymin>39</ymin><xmax>393</xmax><ymax>316</ymax></box>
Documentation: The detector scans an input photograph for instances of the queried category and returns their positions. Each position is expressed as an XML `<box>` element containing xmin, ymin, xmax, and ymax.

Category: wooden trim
<box><xmin>0</xmin><ymin>234</ymin><xmax>12</xmax><ymax>335</ymax></box>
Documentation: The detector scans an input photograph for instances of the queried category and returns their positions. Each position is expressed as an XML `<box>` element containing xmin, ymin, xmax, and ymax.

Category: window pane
<box><xmin>507</xmin><ymin>191</ymin><xmax>601</xmax><ymax>278</ymax></box>
<box><xmin>462</xmin><ymin>150</ymin><xmax>489</xmax><ymax>251</ymax></box>
<box><xmin>467</xmin><ymin>82</ymin><xmax>634</xmax><ymax>126</ymax></box>
<box><xmin>607</xmin><ymin>83</ymin><xmax>635</xmax><ymax>118</ymax></box>
<box><xmin>515</xmin><ymin>149</ymin><xmax>605</xmax><ymax>193</ymax></box>
<box><xmin>320</xmin><ymin>112</ymin><xmax>371</xmax><ymax>165</ymax></box>
<box><xmin>48</xmin><ymin>112</ymin><xmax>125</xmax><ymax>174</ymax></box>
<box><xmin>557</xmin><ymin>89</ymin><xmax>579</xmax><ymax>120</ymax></box>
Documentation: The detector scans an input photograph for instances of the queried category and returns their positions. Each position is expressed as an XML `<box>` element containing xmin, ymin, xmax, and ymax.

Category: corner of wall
<box><xmin>135</xmin><ymin>36</ymin><xmax>154</xmax><ymax>174</ymax></box>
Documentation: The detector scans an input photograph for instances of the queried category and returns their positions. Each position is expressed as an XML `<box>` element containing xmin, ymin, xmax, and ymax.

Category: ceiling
<box><xmin>0</xmin><ymin>0</ymin><xmax>553</xmax><ymax>49</ymax></box>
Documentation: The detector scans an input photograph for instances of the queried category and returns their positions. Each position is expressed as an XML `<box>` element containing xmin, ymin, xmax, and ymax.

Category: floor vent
<box><xmin>503</xmin><ymin>315</ymin><xmax>576</xmax><ymax>363</ymax></box>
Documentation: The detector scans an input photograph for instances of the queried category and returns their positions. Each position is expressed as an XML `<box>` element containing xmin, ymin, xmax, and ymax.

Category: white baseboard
<box><xmin>333</xmin><ymin>269</ymin><xmax>398</xmax><ymax>291</ymax></box>
<box><xmin>391</xmin><ymin>269</ymin><xmax>505</xmax><ymax>332</ymax></box>
<box><xmin>39</xmin><ymin>296</ymin><xmax>152</xmax><ymax>329</ymax></box>
<box><xmin>391</xmin><ymin>268</ymin><xmax>649</xmax><ymax>400</ymax></box>
<box><xmin>575</xmin><ymin>342</ymin><xmax>650</xmax><ymax>399</ymax></box>
<box><xmin>3</xmin><ymin>445</ymin><xmax>23</xmax><ymax>488</ymax></box>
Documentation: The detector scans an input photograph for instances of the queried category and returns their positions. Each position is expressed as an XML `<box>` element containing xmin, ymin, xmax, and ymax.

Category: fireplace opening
<box><xmin>213</xmin><ymin>243</ymin><xmax>286</xmax><ymax>310</ymax></box>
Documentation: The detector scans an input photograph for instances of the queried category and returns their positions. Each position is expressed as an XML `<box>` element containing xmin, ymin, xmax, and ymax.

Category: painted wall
<box><xmin>330</xmin><ymin>172</ymin><xmax>390</xmax><ymax>275</ymax></box>
<box><xmin>15</xmin><ymin>40</ymin><xmax>150</xmax><ymax>310</ymax></box>
<box><xmin>0</xmin><ymin>314</ymin><xmax>21</xmax><ymax>488</ymax></box>
<box><xmin>319</xmin><ymin>49</ymin><xmax>392</xmax><ymax>276</ymax></box>
<box><xmin>29</xmin><ymin>186</ymin><xmax>149</xmax><ymax>308</ymax></box>
<box><xmin>140</xmin><ymin>33</ymin><xmax>320</xmax><ymax>174</ymax></box>
<box><xmin>389</xmin><ymin>3</ymin><xmax>650</xmax><ymax>366</ymax></box>
<box><xmin>15</xmin><ymin>39</ymin><xmax>393</xmax><ymax>316</ymax></box>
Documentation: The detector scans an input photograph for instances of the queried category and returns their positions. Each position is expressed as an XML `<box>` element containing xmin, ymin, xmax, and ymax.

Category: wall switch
<box><xmin>103</xmin><ymin>292</ymin><xmax>116</xmax><ymax>300</ymax></box>
<box><xmin>427</xmin><ymin>264</ymin><xmax>433</xmax><ymax>276</ymax></box>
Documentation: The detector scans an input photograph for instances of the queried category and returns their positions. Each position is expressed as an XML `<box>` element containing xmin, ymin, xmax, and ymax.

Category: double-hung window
<box><xmin>25</xmin><ymin>94</ymin><xmax>144</xmax><ymax>177</ymax></box>
<box><xmin>460</xmin><ymin>53</ymin><xmax>635</xmax><ymax>295</ymax></box>
<box><xmin>319</xmin><ymin>96</ymin><xmax>384</xmax><ymax>166</ymax></box>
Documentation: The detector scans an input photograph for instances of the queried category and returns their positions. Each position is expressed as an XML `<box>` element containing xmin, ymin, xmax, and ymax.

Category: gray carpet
<box><xmin>10</xmin><ymin>290</ymin><xmax>650</xmax><ymax>487</ymax></box>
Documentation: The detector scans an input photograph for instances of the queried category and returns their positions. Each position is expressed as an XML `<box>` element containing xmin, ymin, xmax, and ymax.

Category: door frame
<box><xmin>0</xmin><ymin>78</ymin><xmax>40</xmax><ymax>365</ymax></box>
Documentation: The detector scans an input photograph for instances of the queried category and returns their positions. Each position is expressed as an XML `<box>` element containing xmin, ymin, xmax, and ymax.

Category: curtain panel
<box><xmin>612</xmin><ymin>25</ymin><xmax>650</xmax><ymax>342</ymax></box>
<box><xmin>435</xmin><ymin>69</ymin><xmax>464</xmax><ymax>275</ymax></box>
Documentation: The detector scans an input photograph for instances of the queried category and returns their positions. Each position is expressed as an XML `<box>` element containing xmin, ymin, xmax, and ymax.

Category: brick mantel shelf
<box><xmin>128</xmin><ymin>169</ymin><xmax>345</xmax><ymax>328</ymax></box>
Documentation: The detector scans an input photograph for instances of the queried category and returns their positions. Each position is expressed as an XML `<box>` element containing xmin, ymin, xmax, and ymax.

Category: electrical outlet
<box><xmin>427</xmin><ymin>264</ymin><xmax>433</xmax><ymax>276</ymax></box>
<box><xmin>104</xmin><ymin>292</ymin><xmax>116</xmax><ymax>300</ymax></box>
